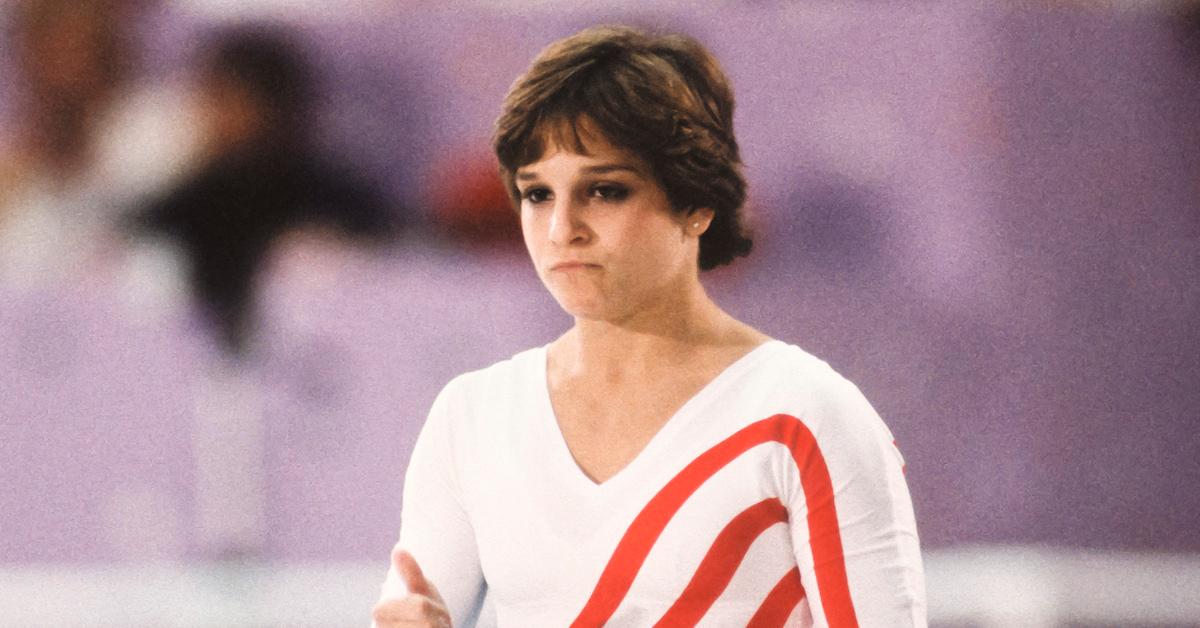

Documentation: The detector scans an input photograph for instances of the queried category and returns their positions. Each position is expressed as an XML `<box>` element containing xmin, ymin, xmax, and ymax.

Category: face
<box><xmin>515</xmin><ymin>130</ymin><xmax>711</xmax><ymax>322</ymax></box>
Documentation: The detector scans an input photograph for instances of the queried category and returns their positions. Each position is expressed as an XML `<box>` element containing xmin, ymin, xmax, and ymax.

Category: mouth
<box><xmin>550</xmin><ymin>261</ymin><xmax>601</xmax><ymax>272</ymax></box>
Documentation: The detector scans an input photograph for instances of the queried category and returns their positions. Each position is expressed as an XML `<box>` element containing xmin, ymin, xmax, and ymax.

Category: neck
<box><xmin>556</xmin><ymin>279</ymin><xmax>734</xmax><ymax>379</ymax></box>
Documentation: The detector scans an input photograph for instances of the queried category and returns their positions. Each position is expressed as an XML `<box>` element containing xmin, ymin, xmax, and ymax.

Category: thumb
<box><xmin>392</xmin><ymin>547</ymin><xmax>441</xmax><ymax>600</ymax></box>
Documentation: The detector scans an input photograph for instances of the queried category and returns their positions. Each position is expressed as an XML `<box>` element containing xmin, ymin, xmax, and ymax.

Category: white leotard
<box><xmin>376</xmin><ymin>340</ymin><xmax>925</xmax><ymax>627</ymax></box>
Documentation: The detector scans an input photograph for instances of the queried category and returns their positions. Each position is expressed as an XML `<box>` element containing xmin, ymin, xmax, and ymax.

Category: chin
<box><xmin>545</xmin><ymin>287</ymin><xmax>598</xmax><ymax>317</ymax></box>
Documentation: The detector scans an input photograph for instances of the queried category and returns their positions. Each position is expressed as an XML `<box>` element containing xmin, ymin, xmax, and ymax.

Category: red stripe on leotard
<box><xmin>747</xmin><ymin>566</ymin><xmax>807</xmax><ymax>627</ymax></box>
<box><xmin>653</xmin><ymin>498</ymin><xmax>788</xmax><ymax>626</ymax></box>
<box><xmin>569</xmin><ymin>414</ymin><xmax>858</xmax><ymax>627</ymax></box>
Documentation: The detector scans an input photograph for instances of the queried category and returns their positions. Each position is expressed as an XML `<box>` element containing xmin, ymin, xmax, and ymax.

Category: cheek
<box><xmin>519</xmin><ymin>212</ymin><xmax>543</xmax><ymax>262</ymax></box>
<box><xmin>608</xmin><ymin>229</ymin><xmax>684</xmax><ymax>294</ymax></box>
<box><xmin>628</xmin><ymin>217</ymin><xmax>686</xmax><ymax>264</ymax></box>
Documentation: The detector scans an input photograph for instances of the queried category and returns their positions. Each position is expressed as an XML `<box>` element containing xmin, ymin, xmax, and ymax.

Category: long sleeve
<box><xmin>785</xmin><ymin>378</ymin><xmax>926</xmax><ymax>627</ymax></box>
<box><xmin>374</xmin><ymin>381</ymin><xmax>487</xmax><ymax>627</ymax></box>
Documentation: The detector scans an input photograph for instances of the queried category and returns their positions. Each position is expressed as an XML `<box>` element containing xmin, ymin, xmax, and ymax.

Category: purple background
<box><xmin>1</xmin><ymin>3</ymin><xmax>1197</xmax><ymax>564</ymax></box>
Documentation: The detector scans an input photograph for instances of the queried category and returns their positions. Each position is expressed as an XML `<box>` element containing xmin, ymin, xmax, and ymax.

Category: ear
<box><xmin>686</xmin><ymin>207</ymin><xmax>715</xmax><ymax>236</ymax></box>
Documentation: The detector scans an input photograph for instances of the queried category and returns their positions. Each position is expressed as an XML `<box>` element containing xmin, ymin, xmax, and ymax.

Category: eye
<box><xmin>520</xmin><ymin>186</ymin><xmax>552</xmax><ymax>205</ymax></box>
<box><xmin>589</xmin><ymin>183</ymin><xmax>629</xmax><ymax>202</ymax></box>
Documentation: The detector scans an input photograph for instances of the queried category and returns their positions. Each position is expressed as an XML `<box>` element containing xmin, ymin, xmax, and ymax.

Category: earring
<box><xmin>692</xmin><ymin>222</ymin><xmax>700</xmax><ymax>228</ymax></box>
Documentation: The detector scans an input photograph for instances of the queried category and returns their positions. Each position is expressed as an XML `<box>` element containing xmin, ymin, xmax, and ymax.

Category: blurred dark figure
<box><xmin>129</xmin><ymin>25</ymin><xmax>397</xmax><ymax>356</ymax></box>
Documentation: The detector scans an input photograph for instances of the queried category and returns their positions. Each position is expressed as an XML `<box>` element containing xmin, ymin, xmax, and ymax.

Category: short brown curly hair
<box><xmin>493</xmin><ymin>25</ymin><xmax>752</xmax><ymax>270</ymax></box>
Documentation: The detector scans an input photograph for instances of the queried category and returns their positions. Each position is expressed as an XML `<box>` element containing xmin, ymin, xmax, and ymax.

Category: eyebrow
<box><xmin>515</xmin><ymin>162</ymin><xmax>645</xmax><ymax>181</ymax></box>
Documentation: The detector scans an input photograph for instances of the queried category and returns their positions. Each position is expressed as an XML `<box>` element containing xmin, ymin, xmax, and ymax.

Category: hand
<box><xmin>372</xmin><ymin>546</ymin><xmax>452</xmax><ymax>628</ymax></box>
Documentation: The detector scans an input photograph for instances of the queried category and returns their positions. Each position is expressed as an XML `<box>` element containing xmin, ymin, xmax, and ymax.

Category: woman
<box><xmin>373</xmin><ymin>26</ymin><xmax>925</xmax><ymax>627</ymax></box>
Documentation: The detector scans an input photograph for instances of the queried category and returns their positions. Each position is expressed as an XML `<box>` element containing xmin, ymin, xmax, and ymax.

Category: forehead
<box><xmin>516</xmin><ymin>117</ymin><xmax>645</xmax><ymax>174</ymax></box>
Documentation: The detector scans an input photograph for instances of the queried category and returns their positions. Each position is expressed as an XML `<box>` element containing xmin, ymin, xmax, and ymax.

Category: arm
<box><xmin>787</xmin><ymin>379</ymin><xmax>926</xmax><ymax>627</ymax></box>
<box><xmin>374</xmin><ymin>382</ymin><xmax>487</xmax><ymax>627</ymax></box>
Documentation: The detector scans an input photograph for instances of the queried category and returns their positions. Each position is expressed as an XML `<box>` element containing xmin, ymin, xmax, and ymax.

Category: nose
<box><xmin>547</xmin><ymin>196</ymin><xmax>589</xmax><ymax>246</ymax></box>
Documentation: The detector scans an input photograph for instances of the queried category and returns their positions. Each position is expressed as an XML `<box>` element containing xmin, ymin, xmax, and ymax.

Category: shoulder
<box><xmin>751</xmin><ymin>341</ymin><xmax>864</xmax><ymax>401</ymax></box>
<box><xmin>438</xmin><ymin>345</ymin><xmax>543</xmax><ymax>404</ymax></box>
<box><xmin>749</xmin><ymin>341</ymin><xmax>889</xmax><ymax>436</ymax></box>
<box><xmin>412</xmin><ymin>346</ymin><xmax>546</xmax><ymax>487</ymax></box>
<box><xmin>426</xmin><ymin>345</ymin><xmax>545</xmax><ymax>430</ymax></box>
<box><xmin>748</xmin><ymin>343</ymin><xmax>908</xmax><ymax>493</ymax></box>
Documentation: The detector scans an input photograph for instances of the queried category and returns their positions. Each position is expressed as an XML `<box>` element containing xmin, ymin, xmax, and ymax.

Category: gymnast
<box><xmin>372</xmin><ymin>25</ymin><xmax>926</xmax><ymax>628</ymax></box>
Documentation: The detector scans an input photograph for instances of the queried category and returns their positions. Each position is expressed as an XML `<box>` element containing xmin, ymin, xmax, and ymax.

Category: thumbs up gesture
<box><xmin>372</xmin><ymin>546</ymin><xmax>452</xmax><ymax>628</ymax></box>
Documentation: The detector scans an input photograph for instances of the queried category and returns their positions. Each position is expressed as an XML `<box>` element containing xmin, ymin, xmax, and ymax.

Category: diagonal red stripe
<box><xmin>653</xmin><ymin>498</ymin><xmax>789</xmax><ymax>627</ymax></box>
<box><xmin>569</xmin><ymin>414</ymin><xmax>858</xmax><ymax>628</ymax></box>
<box><xmin>746</xmin><ymin>566</ymin><xmax>806</xmax><ymax>628</ymax></box>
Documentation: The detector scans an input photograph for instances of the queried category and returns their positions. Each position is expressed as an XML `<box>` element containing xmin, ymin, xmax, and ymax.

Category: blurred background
<box><xmin>1</xmin><ymin>0</ymin><xmax>1197</xmax><ymax>626</ymax></box>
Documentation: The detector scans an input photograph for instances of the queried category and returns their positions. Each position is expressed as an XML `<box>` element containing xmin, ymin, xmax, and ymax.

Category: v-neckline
<box><xmin>534</xmin><ymin>339</ymin><xmax>781</xmax><ymax>493</ymax></box>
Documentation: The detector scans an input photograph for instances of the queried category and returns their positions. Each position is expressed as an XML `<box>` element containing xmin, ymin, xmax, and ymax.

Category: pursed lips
<box><xmin>550</xmin><ymin>260</ymin><xmax>601</xmax><ymax>272</ymax></box>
